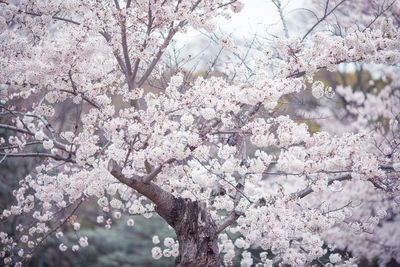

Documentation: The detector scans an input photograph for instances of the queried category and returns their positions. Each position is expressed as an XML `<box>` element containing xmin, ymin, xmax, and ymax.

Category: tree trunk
<box><xmin>108</xmin><ymin>161</ymin><xmax>221</xmax><ymax>266</ymax></box>
<box><xmin>169</xmin><ymin>198</ymin><xmax>221</xmax><ymax>267</ymax></box>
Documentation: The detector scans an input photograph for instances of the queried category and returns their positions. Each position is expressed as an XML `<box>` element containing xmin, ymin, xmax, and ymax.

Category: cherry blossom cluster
<box><xmin>1</xmin><ymin>0</ymin><xmax>400</xmax><ymax>266</ymax></box>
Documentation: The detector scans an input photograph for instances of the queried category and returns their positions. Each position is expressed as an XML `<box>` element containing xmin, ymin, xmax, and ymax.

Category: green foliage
<box><xmin>64</xmin><ymin>215</ymin><xmax>175</xmax><ymax>267</ymax></box>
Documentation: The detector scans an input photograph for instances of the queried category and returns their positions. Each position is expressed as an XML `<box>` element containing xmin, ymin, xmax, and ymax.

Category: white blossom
<box><xmin>152</xmin><ymin>236</ymin><xmax>160</xmax><ymax>244</ymax></box>
<box><xmin>127</xmin><ymin>219</ymin><xmax>135</xmax><ymax>226</ymax></box>
<box><xmin>151</xmin><ymin>246</ymin><xmax>162</xmax><ymax>260</ymax></box>
<box><xmin>43</xmin><ymin>140</ymin><xmax>54</xmax><ymax>150</ymax></box>
<box><xmin>59</xmin><ymin>243</ymin><xmax>67</xmax><ymax>252</ymax></box>
<box><xmin>79</xmin><ymin>236</ymin><xmax>88</xmax><ymax>247</ymax></box>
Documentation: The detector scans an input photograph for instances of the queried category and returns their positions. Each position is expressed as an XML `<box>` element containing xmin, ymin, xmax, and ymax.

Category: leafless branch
<box><xmin>0</xmin><ymin>123</ymin><xmax>32</xmax><ymax>135</ymax></box>
<box><xmin>28</xmin><ymin>199</ymin><xmax>84</xmax><ymax>259</ymax></box>
<box><xmin>0</xmin><ymin>152</ymin><xmax>75</xmax><ymax>163</ymax></box>
<box><xmin>0</xmin><ymin>153</ymin><xmax>7</xmax><ymax>164</ymax></box>
<box><xmin>100</xmin><ymin>31</ymin><xmax>128</xmax><ymax>75</ymax></box>
<box><xmin>272</xmin><ymin>0</ymin><xmax>289</xmax><ymax>38</ymax></box>
<box><xmin>216</xmin><ymin>210</ymin><xmax>244</xmax><ymax>233</ymax></box>
<box><xmin>0</xmin><ymin>1</ymin><xmax>82</xmax><ymax>26</ymax></box>
<box><xmin>142</xmin><ymin>158</ymin><xmax>176</xmax><ymax>184</ymax></box>
<box><xmin>136</xmin><ymin>22</ymin><xmax>184</xmax><ymax>88</ymax></box>
<box><xmin>363</xmin><ymin>0</ymin><xmax>397</xmax><ymax>31</ymax></box>
<box><xmin>0</xmin><ymin>141</ymin><xmax>43</xmax><ymax>150</ymax></box>
<box><xmin>302</xmin><ymin>0</ymin><xmax>347</xmax><ymax>42</ymax></box>
<box><xmin>60</xmin><ymin>89</ymin><xmax>101</xmax><ymax>109</ymax></box>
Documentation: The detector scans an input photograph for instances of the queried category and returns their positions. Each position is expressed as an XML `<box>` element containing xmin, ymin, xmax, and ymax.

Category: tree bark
<box><xmin>108</xmin><ymin>160</ymin><xmax>221</xmax><ymax>266</ymax></box>
<box><xmin>171</xmin><ymin>198</ymin><xmax>221</xmax><ymax>267</ymax></box>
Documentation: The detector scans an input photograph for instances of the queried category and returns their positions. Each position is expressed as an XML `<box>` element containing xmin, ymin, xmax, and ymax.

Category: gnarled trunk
<box><xmin>108</xmin><ymin>161</ymin><xmax>221</xmax><ymax>266</ymax></box>
<box><xmin>170</xmin><ymin>198</ymin><xmax>221</xmax><ymax>267</ymax></box>
<box><xmin>108</xmin><ymin>161</ymin><xmax>222</xmax><ymax>266</ymax></box>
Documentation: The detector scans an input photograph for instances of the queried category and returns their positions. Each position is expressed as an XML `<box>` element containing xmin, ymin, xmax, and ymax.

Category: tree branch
<box><xmin>293</xmin><ymin>163</ymin><xmax>397</xmax><ymax>199</ymax></box>
<box><xmin>0</xmin><ymin>141</ymin><xmax>43</xmax><ymax>150</ymax></box>
<box><xmin>301</xmin><ymin>0</ymin><xmax>347</xmax><ymax>41</ymax></box>
<box><xmin>60</xmin><ymin>89</ymin><xmax>101</xmax><ymax>109</ymax></box>
<box><xmin>120</xmin><ymin>14</ymin><xmax>133</xmax><ymax>77</ymax></box>
<box><xmin>142</xmin><ymin>158</ymin><xmax>175</xmax><ymax>184</ymax></box>
<box><xmin>0</xmin><ymin>153</ymin><xmax>7</xmax><ymax>164</ymax></box>
<box><xmin>136</xmin><ymin>0</ymin><xmax>203</xmax><ymax>87</ymax></box>
<box><xmin>216</xmin><ymin>210</ymin><xmax>244</xmax><ymax>233</ymax></box>
<box><xmin>130</xmin><ymin>3</ymin><xmax>154</xmax><ymax>85</ymax></box>
<box><xmin>136</xmin><ymin>22</ymin><xmax>183</xmax><ymax>88</ymax></box>
<box><xmin>0</xmin><ymin>152</ymin><xmax>75</xmax><ymax>163</ymax></box>
<box><xmin>0</xmin><ymin>1</ymin><xmax>82</xmax><ymax>26</ymax></box>
<box><xmin>100</xmin><ymin>31</ymin><xmax>128</xmax><ymax>75</ymax></box>
<box><xmin>295</xmin><ymin>173</ymin><xmax>352</xmax><ymax>199</ymax></box>
<box><xmin>0</xmin><ymin>123</ymin><xmax>32</xmax><ymax>135</ymax></box>
<box><xmin>0</xmin><ymin>117</ymin><xmax>72</xmax><ymax>154</ymax></box>
<box><xmin>272</xmin><ymin>0</ymin><xmax>289</xmax><ymax>38</ymax></box>
<box><xmin>28</xmin><ymin>199</ymin><xmax>84</xmax><ymax>258</ymax></box>
<box><xmin>108</xmin><ymin>159</ymin><xmax>176</xmax><ymax>224</ymax></box>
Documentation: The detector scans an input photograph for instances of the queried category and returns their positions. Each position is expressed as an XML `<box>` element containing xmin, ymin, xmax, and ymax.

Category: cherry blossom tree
<box><xmin>1</xmin><ymin>0</ymin><xmax>400</xmax><ymax>266</ymax></box>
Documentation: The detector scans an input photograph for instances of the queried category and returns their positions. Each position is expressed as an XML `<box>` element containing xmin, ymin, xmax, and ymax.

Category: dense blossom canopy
<box><xmin>0</xmin><ymin>0</ymin><xmax>400</xmax><ymax>266</ymax></box>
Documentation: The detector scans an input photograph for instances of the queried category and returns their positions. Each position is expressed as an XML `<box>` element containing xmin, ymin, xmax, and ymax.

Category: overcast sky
<box><xmin>220</xmin><ymin>0</ymin><xmax>281</xmax><ymax>36</ymax></box>
<box><xmin>169</xmin><ymin>0</ymin><xmax>305</xmax><ymax>72</ymax></box>
<box><xmin>175</xmin><ymin>0</ymin><xmax>305</xmax><ymax>44</ymax></box>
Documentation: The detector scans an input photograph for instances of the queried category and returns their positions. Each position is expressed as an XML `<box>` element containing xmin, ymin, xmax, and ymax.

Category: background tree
<box><xmin>1</xmin><ymin>0</ymin><xmax>400</xmax><ymax>266</ymax></box>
